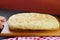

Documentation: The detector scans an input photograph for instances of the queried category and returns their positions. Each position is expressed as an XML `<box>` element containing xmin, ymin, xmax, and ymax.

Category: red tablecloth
<box><xmin>3</xmin><ymin>37</ymin><xmax>60</xmax><ymax>40</ymax></box>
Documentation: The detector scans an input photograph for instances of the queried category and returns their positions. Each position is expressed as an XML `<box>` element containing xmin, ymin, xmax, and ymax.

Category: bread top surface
<box><xmin>8</xmin><ymin>13</ymin><xmax>59</xmax><ymax>30</ymax></box>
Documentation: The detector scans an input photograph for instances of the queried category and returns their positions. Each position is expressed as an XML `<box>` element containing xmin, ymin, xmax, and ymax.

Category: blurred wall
<box><xmin>0</xmin><ymin>0</ymin><xmax>60</xmax><ymax>15</ymax></box>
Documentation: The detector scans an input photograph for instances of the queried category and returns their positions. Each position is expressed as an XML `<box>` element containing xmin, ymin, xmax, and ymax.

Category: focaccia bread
<box><xmin>8</xmin><ymin>13</ymin><xmax>59</xmax><ymax>30</ymax></box>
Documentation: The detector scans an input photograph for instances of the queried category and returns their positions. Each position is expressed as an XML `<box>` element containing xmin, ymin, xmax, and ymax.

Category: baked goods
<box><xmin>8</xmin><ymin>13</ymin><xmax>59</xmax><ymax>30</ymax></box>
<box><xmin>0</xmin><ymin>16</ymin><xmax>6</xmax><ymax>29</ymax></box>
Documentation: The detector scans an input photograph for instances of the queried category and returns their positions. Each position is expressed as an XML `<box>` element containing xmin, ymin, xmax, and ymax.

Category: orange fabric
<box><xmin>0</xmin><ymin>0</ymin><xmax>60</xmax><ymax>15</ymax></box>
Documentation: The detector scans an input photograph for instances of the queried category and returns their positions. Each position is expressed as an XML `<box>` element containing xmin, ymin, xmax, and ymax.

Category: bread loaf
<box><xmin>8</xmin><ymin>13</ymin><xmax>59</xmax><ymax>30</ymax></box>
